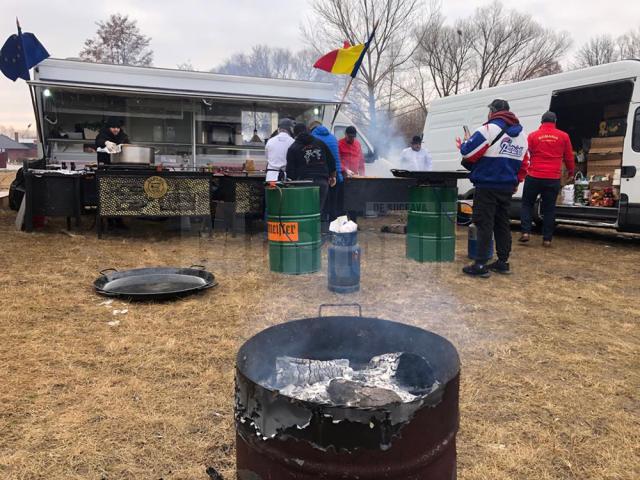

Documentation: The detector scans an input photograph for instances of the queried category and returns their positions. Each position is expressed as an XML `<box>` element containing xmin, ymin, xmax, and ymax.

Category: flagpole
<box><xmin>330</xmin><ymin>76</ymin><xmax>355</xmax><ymax>129</ymax></box>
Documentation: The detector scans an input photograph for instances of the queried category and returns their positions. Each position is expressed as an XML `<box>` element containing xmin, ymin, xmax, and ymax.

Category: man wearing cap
<box><xmin>520</xmin><ymin>111</ymin><xmax>575</xmax><ymax>247</ymax></box>
<box><xmin>265</xmin><ymin>118</ymin><xmax>294</xmax><ymax>182</ymax></box>
<box><xmin>400</xmin><ymin>135</ymin><xmax>432</xmax><ymax>171</ymax></box>
<box><xmin>95</xmin><ymin>117</ymin><xmax>129</xmax><ymax>165</ymax></box>
<box><xmin>457</xmin><ymin>99</ymin><xmax>529</xmax><ymax>277</ymax></box>
<box><xmin>338</xmin><ymin>126</ymin><xmax>366</xmax><ymax>177</ymax></box>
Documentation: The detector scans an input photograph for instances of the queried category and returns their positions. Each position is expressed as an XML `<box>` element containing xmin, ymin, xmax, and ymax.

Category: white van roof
<box><xmin>31</xmin><ymin>58</ymin><xmax>339</xmax><ymax>104</ymax></box>
<box><xmin>428</xmin><ymin>60</ymin><xmax>640</xmax><ymax>112</ymax></box>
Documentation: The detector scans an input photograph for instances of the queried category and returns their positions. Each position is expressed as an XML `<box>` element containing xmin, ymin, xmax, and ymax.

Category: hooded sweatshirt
<box><xmin>460</xmin><ymin>111</ymin><xmax>529</xmax><ymax>191</ymax></box>
<box><xmin>286</xmin><ymin>133</ymin><xmax>337</xmax><ymax>181</ymax></box>
<box><xmin>265</xmin><ymin>131</ymin><xmax>294</xmax><ymax>181</ymax></box>
<box><xmin>311</xmin><ymin>125</ymin><xmax>343</xmax><ymax>182</ymax></box>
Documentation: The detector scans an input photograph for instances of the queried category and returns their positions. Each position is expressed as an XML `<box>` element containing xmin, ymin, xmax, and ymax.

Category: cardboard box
<box><xmin>603</xmin><ymin>103</ymin><xmax>628</xmax><ymax>119</ymax></box>
<box><xmin>587</xmin><ymin>166</ymin><xmax>616</xmax><ymax>178</ymax></box>
<box><xmin>589</xmin><ymin>136</ymin><xmax>624</xmax><ymax>154</ymax></box>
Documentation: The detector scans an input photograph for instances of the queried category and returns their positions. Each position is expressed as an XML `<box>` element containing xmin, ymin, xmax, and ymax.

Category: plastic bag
<box><xmin>560</xmin><ymin>184</ymin><xmax>574</xmax><ymax>205</ymax></box>
<box><xmin>330</xmin><ymin>215</ymin><xmax>358</xmax><ymax>233</ymax></box>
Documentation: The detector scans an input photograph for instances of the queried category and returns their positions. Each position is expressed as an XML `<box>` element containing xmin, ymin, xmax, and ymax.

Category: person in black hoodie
<box><xmin>95</xmin><ymin>117</ymin><xmax>130</xmax><ymax>165</ymax></box>
<box><xmin>286</xmin><ymin>123</ymin><xmax>337</xmax><ymax>218</ymax></box>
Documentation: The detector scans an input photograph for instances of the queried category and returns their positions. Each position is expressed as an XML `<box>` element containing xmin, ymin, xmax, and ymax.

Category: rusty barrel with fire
<box><xmin>235</xmin><ymin>312</ymin><xmax>460</xmax><ymax>479</ymax></box>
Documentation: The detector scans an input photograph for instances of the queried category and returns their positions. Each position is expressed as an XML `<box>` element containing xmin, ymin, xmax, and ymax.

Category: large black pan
<box><xmin>94</xmin><ymin>265</ymin><xmax>217</xmax><ymax>300</ymax></box>
<box><xmin>390</xmin><ymin>169</ymin><xmax>468</xmax><ymax>184</ymax></box>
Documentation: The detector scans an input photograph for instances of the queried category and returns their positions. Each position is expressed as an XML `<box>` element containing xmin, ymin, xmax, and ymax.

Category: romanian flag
<box><xmin>314</xmin><ymin>41</ymin><xmax>366</xmax><ymax>77</ymax></box>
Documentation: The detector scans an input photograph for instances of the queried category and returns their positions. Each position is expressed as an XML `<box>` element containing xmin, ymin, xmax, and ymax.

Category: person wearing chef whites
<box><xmin>95</xmin><ymin>117</ymin><xmax>130</xmax><ymax>165</ymax></box>
<box><xmin>265</xmin><ymin>118</ymin><xmax>295</xmax><ymax>181</ymax></box>
<box><xmin>400</xmin><ymin>135</ymin><xmax>433</xmax><ymax>171</ymax></box>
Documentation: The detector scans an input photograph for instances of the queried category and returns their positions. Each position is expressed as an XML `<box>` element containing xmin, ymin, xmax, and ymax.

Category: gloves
<box><xmin>104</xmin><ymin>141</ymin><xmax>119</xmax><ymax>153</ymax></box>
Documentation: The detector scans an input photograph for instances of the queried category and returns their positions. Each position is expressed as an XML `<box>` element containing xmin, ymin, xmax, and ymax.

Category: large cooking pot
<box><xmin>112</xmin><ymin>144</ymin><xmax>156</xmax><ymax>164</ymax></box>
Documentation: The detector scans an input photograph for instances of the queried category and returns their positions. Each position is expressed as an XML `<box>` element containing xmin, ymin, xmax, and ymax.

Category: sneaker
<box><xmin>487</xmin><ymin>260</ymin><xmax>511</xmax><ymax>274</ymax></box>
<box><xmin>462</xmin><ymin>263</ymin><xmax>491</xmax><ymax>278</ymax></box>
<box><xmin>543</xmin><ymin>240</ymin><xmax>552</xmax><ymax>247</ymax></box>
<box><xmin>518</xmin><ymin>233</ymin><xmax>530</xmax><ymax>243</ymax></box>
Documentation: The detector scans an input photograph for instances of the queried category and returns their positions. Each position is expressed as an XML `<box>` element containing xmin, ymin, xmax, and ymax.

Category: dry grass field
<box><xmin>0</xmin><ymin>209</ymin><xmax>638</xmax><ymax>479</ymax></box>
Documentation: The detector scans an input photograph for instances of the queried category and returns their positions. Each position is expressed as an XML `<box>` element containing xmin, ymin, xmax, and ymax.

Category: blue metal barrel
<box><xmin>328</xmin><ymin>232</ymin><xmax>360</xmax><ymax>293</ymax></box>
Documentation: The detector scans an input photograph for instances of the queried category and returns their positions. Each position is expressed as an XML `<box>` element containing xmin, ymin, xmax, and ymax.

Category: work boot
<box><xmin>518</xmin><ymin>233</ymin><xmax>530</xmax><ymax>243</ymax></box>
<box><xmin>462</xmin><ymin>262</ymin><xmax>491</xmax><ymax>278</ymax></box>
<box><xmin>487</xmin><ymin>260</ymin><xmax>511</xmax><ymax>274</ymax></box>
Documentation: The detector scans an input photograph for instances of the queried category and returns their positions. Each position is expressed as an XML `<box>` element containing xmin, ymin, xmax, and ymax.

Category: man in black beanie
<box><xmin>95</xmin><ymin>117</ymin><xmax>129</xmax><ymax>165</ymax></box>
<box><xmin>286</xmin><ymin>123</ymin><xmax>337</xmax><ymax>227</ymax></box>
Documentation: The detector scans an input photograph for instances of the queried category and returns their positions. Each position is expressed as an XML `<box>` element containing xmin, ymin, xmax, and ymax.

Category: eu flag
<box><xmin>0</xmin><ymin>19</ymin><xmax>49</xmax><ymax>81</ymax></box>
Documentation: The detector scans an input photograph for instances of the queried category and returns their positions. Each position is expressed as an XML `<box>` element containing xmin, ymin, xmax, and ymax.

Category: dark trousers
<box><xmin>304</xmin><ymin>177</ymin><xmax>329</xmax><ymax>232</ymax></box>
<box><xmin>520</xmin><ymin>177</ymin><xmax>561</xmax><ymax>240</ymax></box>
<box><xmin>473</xmin><ymin>188</ymin><xmax>513</xmax><ymax>263</ymax></box>
<box><xmin>328</xmin><ymin>181</ymin><xmax>345</xmax><ymax>220</ymax></box>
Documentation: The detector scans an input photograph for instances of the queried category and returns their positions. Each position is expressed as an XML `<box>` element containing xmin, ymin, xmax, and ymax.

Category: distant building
<box><xmin>0</xmin><ymin>134</ymin><xmax>38</xmax><ymax>164</ymax></box>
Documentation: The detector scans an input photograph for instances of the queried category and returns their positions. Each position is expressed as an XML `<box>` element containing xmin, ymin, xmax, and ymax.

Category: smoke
<box><xmin>363</xmin><ymin>111</ymin><xmax>413</xmax><ymax>178</ymax></box>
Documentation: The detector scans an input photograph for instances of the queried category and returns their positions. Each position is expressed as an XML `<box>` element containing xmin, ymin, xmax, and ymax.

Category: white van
<box><xmin>423</xmin><ymin>60</ymin><xmax>640</xmax><ymax>233</ymax></box>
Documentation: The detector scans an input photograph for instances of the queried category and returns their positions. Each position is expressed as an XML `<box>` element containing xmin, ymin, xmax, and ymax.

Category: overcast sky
<box><xmin>1</xmin><ymin>0</ymin><xmax>639</xmax><ymax>130</ymax></box>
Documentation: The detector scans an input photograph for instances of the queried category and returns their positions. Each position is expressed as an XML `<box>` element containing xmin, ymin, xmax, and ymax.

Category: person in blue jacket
<box><xmin>310</xmin><ymin>120</ymin><xmax>344</xmax><ymax>221</ymax></box>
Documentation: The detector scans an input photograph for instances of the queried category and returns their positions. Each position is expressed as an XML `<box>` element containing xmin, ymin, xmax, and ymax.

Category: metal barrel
<box><xmin>235</xmin><ymin>316</ymin><xmax>460</xmax><ymax>480</ymax></box>
<box><xmin>328</xmin><ymin>232</ymin><xmax>360</xmax><ymax>293</ymax></box>
<box><xmin>266</xmin><ymin>186</ymin><xmax>321</xmax><ymax>274</ymax></box>
<box><xmin>406</xmin><ymin>185</ymin><xmax>457</xmax><ymax>262</ymax></box>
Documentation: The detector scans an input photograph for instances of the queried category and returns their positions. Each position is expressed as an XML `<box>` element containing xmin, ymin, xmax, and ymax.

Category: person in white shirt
<box><xmin>265</xmin><ymin>118</ymin><xmax>295</xmax><ymax>181</ymax></box>
<box><xmin>400</xmin><ymin>135</ymin><xmax>433</xmax><ymax>171</ymax></box>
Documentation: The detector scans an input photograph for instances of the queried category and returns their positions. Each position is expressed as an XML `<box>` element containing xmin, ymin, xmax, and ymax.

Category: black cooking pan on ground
<box><xmin>94</xmin><ymin>265</ymin><xmax>217</xmax><ymax>300</ymax></box>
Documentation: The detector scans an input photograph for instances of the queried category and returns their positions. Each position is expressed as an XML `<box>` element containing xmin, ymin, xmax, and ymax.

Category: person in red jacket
<box><xmin>520</xmin><ymin>111</ymin><xmax>575</xmax><ymax>246</ymax></box>
<box><xmin>338</xmin><ymin>126</ymin><xmax>365</xmax><ymax>176</ymax></box>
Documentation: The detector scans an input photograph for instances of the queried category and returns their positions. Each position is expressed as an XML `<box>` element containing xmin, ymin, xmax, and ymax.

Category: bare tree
<box><xmin>304</xmin><ymin>0</ymin><xmax>433</xmax><ymax>143</ymax></box>
<box><xmin>415</xmin><ymin>14</ymin><xmax>476</xmax><ymax>97</ymax></box>
<box><xmin>80</xmin><ymin>14</ymin><xmax>153</xmax><ymax>66</ymax></box>
<box><xmin>469</xmin><ymin>2</ymin><xmax>571</xmax><ymax>89</ymax></box>
<box><xmin>618</xmin><ymin>29</ymin><xmax>640</xmax><ymax>59</ymax></box>
<box><xmin>574</xmin><ymin>35</ymin><xmax>618</xmax><ymax>68</ymax></box>
<box><xmin>212</xmin><ymin>45</ymin><xmax>334</xmax><ymax>82</ymax></box>
<box><xmin>177</xmin><ymin>60</ymin><xmax>194</xmax><ymax>71</ymax></box>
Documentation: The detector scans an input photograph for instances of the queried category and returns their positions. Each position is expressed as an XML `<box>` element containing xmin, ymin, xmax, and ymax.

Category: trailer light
<box><xmin>43</xmin><ymin>88</ymin><xmax>52</xmax><ymax>97</ymax></box>
<box><xmin>313</xmin><ymin>107</ymin><xmax>319</xmax><ymax>115</ymax></box>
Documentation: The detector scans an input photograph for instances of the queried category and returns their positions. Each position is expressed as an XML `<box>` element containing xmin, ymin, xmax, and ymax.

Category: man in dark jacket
<box><xmin>95</xmin><ymin>117</ymin><xmax>129</xmax><ymax>165</ymax></box>
<box><xmin>286</xmin><ymin>123</ymin><xmax>337</xmax><ymax>220</ymax></box>
<box><xmin>310</xmin><ymin>120</ymin><xmax>343</xmax><ymax>220</ymax></box>
<box><xmin>457</xmin><ymin>99</ymin><xmax>529</xmax><ymax>277</ymax></box>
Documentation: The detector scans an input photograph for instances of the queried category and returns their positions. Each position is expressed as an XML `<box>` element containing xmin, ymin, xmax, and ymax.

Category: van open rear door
<box><xmin>617</xmin><ymin>103</ymin><xmax>640</xmax><ymax>232</ymax></box>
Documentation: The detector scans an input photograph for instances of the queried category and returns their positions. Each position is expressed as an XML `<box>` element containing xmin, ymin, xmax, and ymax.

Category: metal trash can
<box><xmin>266</xmin><ymin>185</ymin><xmax>321</xmax><ymax>274</ymax></box>
<box><xmin>328</xmin><ymin>231</ymin><xmax>360</xmax><ymax>293</ymax></box>
<box><xmin>406</xmin><ymin>185</ymin><xmax>457</xmax><ymax>262</ymax></box>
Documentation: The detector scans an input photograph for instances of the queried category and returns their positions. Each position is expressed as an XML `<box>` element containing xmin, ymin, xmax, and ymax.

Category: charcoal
<box><xmin>327</xmin><ymin>379</ymin><xmax>403</xmax><ymax>407</ymax></box>
<box><xmin>393</xmin><ymin>352</ymin><xmax>436</xmax><ymax>394</ymax></box>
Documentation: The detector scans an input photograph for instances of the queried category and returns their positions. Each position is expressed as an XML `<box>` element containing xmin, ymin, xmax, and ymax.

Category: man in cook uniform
<box><xmin>265</xmin><ymin>118</ymin><xmax>295</xmax><ymax>181</ymax></box>
<box><xmin>95</xmin><ymin>117</ymin><xmax>130</xmax><ymax>165</ymax></box>
<box><xmin>400</xmin><ymin>135</ymin><xmax>433</xmax><ymax>171</ymax></box>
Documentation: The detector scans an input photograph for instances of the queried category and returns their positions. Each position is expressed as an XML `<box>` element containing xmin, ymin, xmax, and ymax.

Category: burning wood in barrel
<box><xmin>235</xmin><ymin>316</ymin><xmax>460</xmax><ymax>480</ymax></box>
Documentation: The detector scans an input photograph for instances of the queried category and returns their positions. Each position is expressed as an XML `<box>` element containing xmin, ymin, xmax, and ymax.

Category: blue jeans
<box><xmin>521</xmin><ymin>177</ymin><xmax>561</xmax><ymax>240</ymax></box>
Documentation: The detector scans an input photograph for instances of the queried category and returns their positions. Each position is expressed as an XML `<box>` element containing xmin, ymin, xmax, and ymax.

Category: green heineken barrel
<box><xmin>266</xmin><ymin>186</ymin><xmax>321</xmax><ymax>274</ymax></box>
<box><xmin>406</xmin><ymin>185</ymin><xmax>457</xmax><ymax>262</ymax></box>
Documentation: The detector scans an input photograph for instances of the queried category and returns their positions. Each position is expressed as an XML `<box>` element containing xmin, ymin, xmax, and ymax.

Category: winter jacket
<box><xmin>95</xmin><ymin>128</ymin><xmax>130</xmax><ymax>164</ymax></box>
<box><xmin>338</xmin><ymin>138</ymin><xmax>365</xmax><ymax>176</ymax></box>
<box><xmin>265</xmin><ymin>131</ymin><xmax>294</xmax><ymax>181</ymax></box>
<box><xmin>460</xmin><ymin>112</ymin><xmax>529</xmax><ymax>191</ymax></box>
<box><xmin>527</xmin><ymin>122</ymin><xmax>575</xmax><ymax>179</ymax></box>
<box><xmin>286</xmin><ymin>133</ymin><xmax>337</xmax><ymax>181</ymax></box>
<box><xmin>311</xmin><ymin>125</ymin><xmax>343</xmax><ymax>182</ymax></box>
